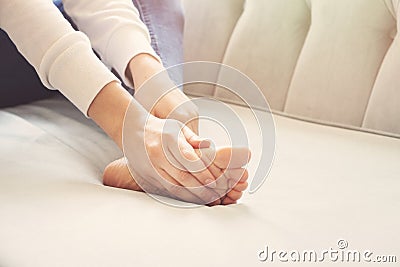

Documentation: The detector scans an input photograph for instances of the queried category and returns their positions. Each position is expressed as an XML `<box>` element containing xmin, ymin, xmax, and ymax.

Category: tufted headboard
<box><xmin>182</xmin><ymin>0</ymin><xmax>400</xmax><ymax>138</ymax></box>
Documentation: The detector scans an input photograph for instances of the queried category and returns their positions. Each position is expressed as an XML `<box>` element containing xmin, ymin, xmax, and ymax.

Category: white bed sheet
<box><xmin>0</xmin><ymin>96</ymin><xmax>399</xmax><ymax>266</ymax></box>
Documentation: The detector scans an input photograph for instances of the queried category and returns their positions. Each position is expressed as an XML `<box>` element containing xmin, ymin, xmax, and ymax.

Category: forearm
<box><xmin>0</xmin><ymin>0</ymin><xmax>118</xmax><ymax>115</ymax></box>
<box><xmin>62</xmin><ymin>0</ymin><xmax>160</xmax><ymax>88</ymax></box>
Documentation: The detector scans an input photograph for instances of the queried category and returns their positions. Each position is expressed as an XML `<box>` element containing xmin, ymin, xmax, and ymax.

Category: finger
<box><xmin>181</xmin><ymin>126</ymin><xmax>210</xmax><ymax>149</ymax></box>
<box><xmin>158</xmin><ymin>169</ymin><xmax>216</xmax><ymax>205</ymax></box>
<box><xmin>170</xmin><ymin>136</ymin><xmax>217</xmax><ymax>188</ymax></box>
<box><xmin>161</xmin><ymin>149</ymin><xmax>223</xmax><ymax>202</ymax></box>
<box><xmin>168</xmin><ymin>168</ymin><xmax>203</xmax><ymax>189</ymax></box>
<box><xmin>186</xmin><ymin>119</ymin><xmax>199</xmax><ymax>135</ymax></box>
<box><xmin>193</xmin><ymin>154</ymin><xmax>247</xmax><ymax>192</ymax></box>
<box><xmin>161</xmin><ymin>162</ymin><xmax>221</xmax><ymax>203</ymax></box>
<box><xmin>195</xmin><ymin>166</ymin><xmax>248</xmax><ymax>199</ymax></box>
<box><xmin>201</xmin><ymin>161</ymin><xmax>228</xmax><ymax>189</ymax></box>
<box><xmin>192</xmin><ymin>148</ymin><xmax>229</xmax><ymax>190</ymax></box>
<box><xmin>208</xmin><ymin>169</ymin><xmax>247</xmax><ymax>196</ymax></box>
<box><xmin>165</xmin><ymin>91</ymin><xmax>200</xmax><ymax>133</ymax></box>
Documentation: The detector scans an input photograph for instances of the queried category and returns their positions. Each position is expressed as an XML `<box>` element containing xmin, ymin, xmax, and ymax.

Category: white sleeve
<box><xmin>0</xmin><ymin>0</ymin><xmax>119</xmax><ymax>115</ymax></box>
<box><xmin>62</xmin><ymin>0</ymin><xmax>161</xmax><ymax>88</ymax></box>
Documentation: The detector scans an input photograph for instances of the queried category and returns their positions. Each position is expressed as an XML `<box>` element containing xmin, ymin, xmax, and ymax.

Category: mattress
<box><xmin>0</xmin><ymin>95</ymin><xmax>399</xmax><ymax>266</ymax></box>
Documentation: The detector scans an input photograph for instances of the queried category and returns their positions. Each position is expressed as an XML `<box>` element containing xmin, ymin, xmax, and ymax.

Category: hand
<box><xmin>151</xmin><ymin>88</ymin><xmax>199</xmax><ymax>134</ymax></box>
<box><xmin>88</xmin><ymin>82</ymin><xmax>220</xmax><ymax>204</ymax></box>
<box><xmin>103</xmin><ymin>147</ymin><xmax>251</xmax><ymax>206</ymax></box>
<box><xmin>123</xmin><ymin>101</ymin><xmax>224</xmax><ymax>205</ymax></box>
<box><xmin>128</xmin><ymin>54</ymin><xmax>199</xmax><ymax>133</ymax></box>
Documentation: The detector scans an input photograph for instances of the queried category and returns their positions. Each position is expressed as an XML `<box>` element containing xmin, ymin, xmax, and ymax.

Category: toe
<box><xmin>233</xmin><ymin>181</ymin><xmax>248</xmax><ymax>192</ymax></box>
<box><xmin>227</xmin><ymin>189</ymin><xmax>243</xmax><ymax>201</ymax></box>
<box><xmin>225</xmin><ymin>169</ymin><xmax>249</xmax><ymax>187</ymax></box>
<box><xmin>222</xmin><ymin>196</ymin><xmax>237</xmax><ymax>205</ymax></box>
<box><xmin>213</xmin><ymin>147</ymin><xmax>251</xmax><ymax>169</ymax></box>
<box><xmin>207</xmin><ymin>199</ymin><xmax>222</xmax><ymax>206</ymax></box>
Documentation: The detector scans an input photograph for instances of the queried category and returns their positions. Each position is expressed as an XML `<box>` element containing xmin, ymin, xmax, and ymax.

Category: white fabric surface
<box><xmin>0</xmin><ymin>0</ymin><xmax>158</xmax><ymax>114</ymax></box>
<box><xmin>182</xmin><ymin>0</ymin><xmax>245</xmax><ymax>97</ymax></box>
<box><xmin>183</xmin><ymin>0</ymin><xmax>400</xmax><ymax>136</ymax></box>
<box><xmin>1</xmin><ymin>96</ymin><xmax>399</xmax><ymax>266</ymax></box>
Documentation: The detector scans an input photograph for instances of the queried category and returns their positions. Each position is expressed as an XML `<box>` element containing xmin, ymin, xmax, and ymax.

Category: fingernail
<box><xmin>199</xmin><ymin>139</ymin><xmax>211</xmax><ymax>148</ymax></box>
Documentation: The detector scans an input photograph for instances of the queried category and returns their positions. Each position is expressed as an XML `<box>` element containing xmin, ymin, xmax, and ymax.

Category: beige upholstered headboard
<box><xmin>183</xmin><ymin>0</ymin><xmax>400</xmax><ymax>137</ymax></box>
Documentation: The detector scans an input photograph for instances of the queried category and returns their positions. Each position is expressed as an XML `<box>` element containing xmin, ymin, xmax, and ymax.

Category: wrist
<box><xmin>128</xmin><ymin>53</ymin><xmax>164</xmax><ymax>90</ymax></box>
<box><xmin>88</xmin><ymin>81</ymin><xmax>132</xmax><ymax>148</ymax></box>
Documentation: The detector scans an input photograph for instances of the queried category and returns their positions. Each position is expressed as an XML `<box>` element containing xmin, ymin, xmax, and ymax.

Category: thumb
<box><xmin>181</xmin><ymin>126</ymin><xmax>211</xmax><ymax>149</ymax></box>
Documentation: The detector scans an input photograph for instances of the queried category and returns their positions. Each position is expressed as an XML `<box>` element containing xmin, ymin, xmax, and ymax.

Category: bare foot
<box><xmin>103</xmin><ymin>147</ymin><xmax>250</xmax><ymax>206</ymax></box>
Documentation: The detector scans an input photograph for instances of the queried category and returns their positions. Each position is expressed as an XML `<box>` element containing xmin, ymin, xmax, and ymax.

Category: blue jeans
<box><xmin>0</xmin><ymin>0</ymin><xmax>184</xmax><ymax>107</ymax></box>
<box><xmin>132</xmin><ymin>0</ymin><xmax>184</xmax><ymax>77</ymax></box>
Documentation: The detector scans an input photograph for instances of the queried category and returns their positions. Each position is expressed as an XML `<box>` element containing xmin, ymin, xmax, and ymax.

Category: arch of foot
<box><xmin>217</xmin><ymin>0</ymin><xmax>399</xmax><ymax>135</ymax></box>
